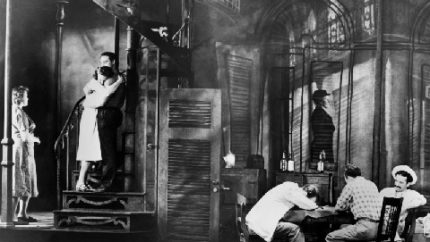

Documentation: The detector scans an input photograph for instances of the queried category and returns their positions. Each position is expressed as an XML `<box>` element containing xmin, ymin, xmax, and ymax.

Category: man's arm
<box><xmin>404</xmin><ymin>190</ymin><xmax>427</xmax><ymax>210</ymax></box>
<box><xmin>335</xmin><ymin>184</ymin><xmax>353</xmax><ymax>211</ymax></box>
<box><xmin>286</xmin><ymin>189</ymin><xmax>318</xmax><ymax>210</ymax></box>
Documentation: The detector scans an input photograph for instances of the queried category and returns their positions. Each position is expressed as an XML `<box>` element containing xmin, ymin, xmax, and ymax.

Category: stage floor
<box><xmin>0</xmin><ymin>212</ymin><xmax>156</xmax><ymax>242</ymax></box>
<box><xmin>5</xmin><ymin>212</ymin><xmax>54</xmax><ymax>230</ymax></box>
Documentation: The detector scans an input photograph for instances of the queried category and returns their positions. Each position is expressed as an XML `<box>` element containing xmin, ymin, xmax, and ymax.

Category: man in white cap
<box><xmin>380</xmin><ymin>165</ymin><xmax>427</xmax><ymax>241</ymax></box>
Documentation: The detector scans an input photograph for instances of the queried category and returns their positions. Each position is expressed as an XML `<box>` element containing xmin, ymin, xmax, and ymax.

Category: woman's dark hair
<box><xmin>395</xmin><ymin>170</ymin><xmax>413</xmax><ymax>183</ymax></box>
<box><xmin>12</xmin><ymin>86</ymin><xmax>29</xmax><ymax>105</ymax></box>
<box><xmin>302</xmin><ymin>184</ymin><xmax>319</xmax><ymax>199</ymax></box>
<box><xmin>344</xmin><ymin>164</ymin><xmax>361</xmax><ymax>178</ymax></box>
<box><xmin>98</xmin><ymin>66</ymin><xmax>115</xmax><ymax>78</ymax></box>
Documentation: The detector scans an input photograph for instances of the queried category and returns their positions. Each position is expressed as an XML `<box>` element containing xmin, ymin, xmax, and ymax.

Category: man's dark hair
<box><xmin>99</xmin><ymin>66</ymin><xmax>115</xmax><ymax>78</ymax></box>
<box><xmin>344</xmin><ymin>164</ymin><xmax>361</xmax><ymax>178</ymax></box>
<box><xmin>302</xmin><ymin>184</ymin><xmax>319</xmax><ymax>199</ymax></box>
<box><xmin>395</xmin><ymin>170</ymin><xmax>413</xmax><ymax>183</ymax></box>
<box><xmin>100</xmin><ymin>51</ymin><xmax>116</xmax><ymax>62</ymax></box>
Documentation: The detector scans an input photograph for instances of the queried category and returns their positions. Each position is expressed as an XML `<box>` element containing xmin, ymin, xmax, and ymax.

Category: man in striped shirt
<box><xmin>326</xmin><ymin>164</ymin><xmax>382</xmax><ymax>242</ymax></box>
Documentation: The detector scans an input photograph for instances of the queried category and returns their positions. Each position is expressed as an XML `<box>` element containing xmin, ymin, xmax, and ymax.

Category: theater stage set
<box><xmin>0</xmin><ymin>0</ymin><xmax>430</xmax><ymax>241</ymax></box>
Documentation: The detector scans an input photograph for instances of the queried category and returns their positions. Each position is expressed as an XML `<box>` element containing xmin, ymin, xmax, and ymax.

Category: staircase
<box><xmin>53</xmin><ymin>191</ymin><xmax>154</xmax><ymax>232</ymax></box>
<box><xmin>53</xmin><ymin>98</ymin><xmax>154</xmax><ymax>232</ymax></box>
<box><xmin>53</xmin><ymin>0</ymin><xmax>192</xmax><ymax>235</ymax></box>
<box><xmin>92</xmin><ymin>0</ymin><xmax>191</xmax><ymax>74</ymax></box>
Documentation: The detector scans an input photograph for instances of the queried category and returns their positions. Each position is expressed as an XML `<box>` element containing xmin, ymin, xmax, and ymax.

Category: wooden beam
<box><xmin>372</xmin><ymin>0</ymin><xmax>386</xmax><ymax>186</ymax></box>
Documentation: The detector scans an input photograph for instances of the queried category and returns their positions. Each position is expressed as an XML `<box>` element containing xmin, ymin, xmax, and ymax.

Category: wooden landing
<box><xmin>0</xmin><ymin>212</ymin><xmax>156</xmax><ymax>242</ymax></box>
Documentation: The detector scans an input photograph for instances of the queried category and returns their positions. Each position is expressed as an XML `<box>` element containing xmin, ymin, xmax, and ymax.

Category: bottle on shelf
<box><xmin>287</xmin><ymin>152</ymin><xmax>295</xmax><ymax>172</ymax></box>
<box><xmin>317</xmin><ymin>150</ymin><xmax>325</xmax><ymax>172</ymax></box>
<box><xmin>280</xmin><ymin>151</ymin><xmax>288</xmax><ymax>172</ymax></box>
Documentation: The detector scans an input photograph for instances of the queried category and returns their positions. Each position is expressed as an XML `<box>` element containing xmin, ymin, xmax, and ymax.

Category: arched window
<box><xmin>362</xmin><ymin>0</ymin><xmax>375</xmax><ymax>34</ymax></box>
<box><xmin>327</xmin><ymin>7</ymin><xmax>345</xmax><ymax>46</ymax></box>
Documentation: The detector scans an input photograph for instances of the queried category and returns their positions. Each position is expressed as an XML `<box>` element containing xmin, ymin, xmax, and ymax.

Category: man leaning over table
<box><xmin>246</xmin><ymin>182</ymin><xmax>319</xmax><ymax>242</ymax></box>
<box><xmin>380</xmin><ymin>165</ymin><xmax>427</xmax><ymax>241</ymax></box>
<box><xmin>325</xmin><ymin>164</ymin><xmax>382</xmax><ymax>242</ymax></box>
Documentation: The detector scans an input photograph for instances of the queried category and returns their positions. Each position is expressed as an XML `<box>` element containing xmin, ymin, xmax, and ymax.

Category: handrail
<box><xmin>54</xmin><ymin>96</ymin><xmax>85</xmax><ymax>153</ymax></box>
<box><xmin>54</xmin><ymin>96</ymin><xmax>85</xmax><ymax>209</ymax></box>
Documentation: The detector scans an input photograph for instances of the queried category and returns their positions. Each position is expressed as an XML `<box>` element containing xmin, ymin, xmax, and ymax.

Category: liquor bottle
<box><xmin>280</xmin><ymin>151</ymin><xmax>288</xmax><ymax>172</ymax></box>
<box><xmin>287</xmin><ymin>152</ymin><xmax>295</xmax><ymax>172</ymax></box>
<box><xmin>317</xmin><ymin>150</ymin><xmax>325</xmax><ymax>172</ymax></box>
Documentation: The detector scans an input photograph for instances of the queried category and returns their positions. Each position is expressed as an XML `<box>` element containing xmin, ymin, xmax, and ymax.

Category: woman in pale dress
<box><xmin>12</xmin><ymin>86</ymin><xmax>41</xmax><ymax>224</ymax></box>
<box><xmin>75</xmin><ymin>66</ymin><xmax>123</xmax><ymax>191</ymax></box>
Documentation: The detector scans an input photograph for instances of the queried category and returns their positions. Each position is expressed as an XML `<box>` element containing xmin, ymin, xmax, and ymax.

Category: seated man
<box><xmin>380</xmin><ymin>165</ymin><xmax>427</xmax><ymax>241</ymax></box>
<box><xmin>246</xmin><ymin>182</ymin><xmax>319</xmax><ymax>242</ymax></box>
<box><xmin>326</xmin><ymin>164</ymin><xmax>382</xmax><ymax>242</ymax></box>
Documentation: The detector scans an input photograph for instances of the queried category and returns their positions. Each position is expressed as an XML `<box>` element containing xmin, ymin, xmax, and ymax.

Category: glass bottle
<box><xmin>280</xmin><ymin>151</ymin><xmax>288</xmax><ymax>172</ymax></box>
<box><xmin>287</xmin><ymin>152</ymin><xmax>295</xmax><ymax>172</ymax></box>
<box><xmin>317</xmin><ymin>150</ymin><xmax>325</xmax><ymax>172</ymax></box>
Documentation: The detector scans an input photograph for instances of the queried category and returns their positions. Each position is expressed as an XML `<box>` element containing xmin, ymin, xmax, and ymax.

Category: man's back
<box><xmin>336</xmin><ymin>176</ymin><xmax>381</xmax><ymax>221</ymax></box>
<box><xmin>246</xmin><ymin>182</ymin><xmax>317</xmax><ymax>242</ymax></box>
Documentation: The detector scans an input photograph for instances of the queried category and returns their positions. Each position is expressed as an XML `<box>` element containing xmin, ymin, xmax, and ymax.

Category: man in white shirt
<box><xmin>380</xmin><ymin>165</ymin><xmax>427</xmax><ymax>241</ymax></box>
<box><xmin>245</xmin><ymin>182</ymin><xmax>319</xmax><ymax>242</ymax></box>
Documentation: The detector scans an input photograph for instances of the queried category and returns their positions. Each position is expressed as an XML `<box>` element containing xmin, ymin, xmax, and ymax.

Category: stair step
<box><xmin>62</xmin><ymin>191</ymin><xmax>145</xmax><ymax>211</ymax></box>
<box><xmin>70</xmin><ymin>170</ymin><xmax>134</xmax><ymax>193</ymax></box>
<box><xmin>54</xmin><ymin>209</ymin><xmax>155</xmax><ymax>232</ymax></box>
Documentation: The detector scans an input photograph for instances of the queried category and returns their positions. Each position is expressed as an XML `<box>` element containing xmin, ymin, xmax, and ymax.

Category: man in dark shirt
<box><xmin>93</xmin><ymin>52</ymin><xmax>126</xmax><ymax>192</ymax></box>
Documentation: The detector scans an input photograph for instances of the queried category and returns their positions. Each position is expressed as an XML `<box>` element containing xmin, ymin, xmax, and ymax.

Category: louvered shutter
<box><xmin>420</xmin><ymin>65</ymin><xmax>430</xmax><ymax>192</ymax></box>
<box><xmin>158</xmin><ymin>89</ymin><xmax>221</xmax><ymax>242</ymax></box>
<box><xmin>226</xmin><ymin>55</ymin><xmax>253</xmax><ymax>166</ymax></box>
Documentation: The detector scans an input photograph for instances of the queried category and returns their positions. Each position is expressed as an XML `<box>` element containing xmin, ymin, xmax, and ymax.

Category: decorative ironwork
<box><xmin>57</xmin><ymin>216</ymin><xmax>129</xmax><ymax>230</ymax></box>
<box><xmin>66</xmin><ymin>195</ymin><xmax>127</xmax><ymax>208</ymax></box>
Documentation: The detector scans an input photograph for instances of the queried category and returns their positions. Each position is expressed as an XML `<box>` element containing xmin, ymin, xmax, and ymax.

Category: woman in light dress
<box><xmin>75</xmin><ymin>66</ymin><xmax>123</xmax><ymax>191</ymax></box>
<box><xmin>12</xmin><ymin>86</ymin><xmax>41</xmax><ymax>224</ymax></box>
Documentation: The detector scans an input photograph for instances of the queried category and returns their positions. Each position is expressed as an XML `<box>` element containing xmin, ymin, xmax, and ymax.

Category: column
<box><xmin>55</xmin><ymin>0</ymin><xmax>68</xmax><ymax>209</ymax></box>
<box><xmin>0</xmin><ymin>0</ymin><xmax>15</xmax><ymax>227</ymax></box>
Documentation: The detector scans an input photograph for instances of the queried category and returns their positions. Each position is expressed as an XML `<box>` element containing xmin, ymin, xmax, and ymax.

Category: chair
<box><xmin>375</xmin><ymin>197</ymin><xmax>404</xmax><ymax>242</ymax></box>
<box><xmin>235</xmin><ymin>193</ymin><xmax>265</xmax><ymax>242</ymax></box>
<box><xmin>401</xmin><ymin>207</ymin><xmax>418</xmax><ymax>242</ymax></box>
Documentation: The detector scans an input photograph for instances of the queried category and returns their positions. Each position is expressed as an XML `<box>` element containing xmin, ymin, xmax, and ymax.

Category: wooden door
<box><xmin>158</xmin><ymin>88</ymin><xmax>222</xmax><ymax>242</ymax></box>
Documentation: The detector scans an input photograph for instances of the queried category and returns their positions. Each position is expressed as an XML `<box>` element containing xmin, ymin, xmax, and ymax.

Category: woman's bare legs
<box><xmin>17</xmin><ymin>196</ymin><xmax>29</xmax><ymax>218</ymax></box>
<box><xmin>76</xmin><ymin>160</ymin><xmax>90</xmax><ymax>191</ymax></box>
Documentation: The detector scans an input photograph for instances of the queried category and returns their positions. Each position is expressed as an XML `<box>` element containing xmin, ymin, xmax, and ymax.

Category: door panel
<box><xmin>158</xmin><ymin>88</ymin><xmax>221</xmax><ymax>242</ymax></box>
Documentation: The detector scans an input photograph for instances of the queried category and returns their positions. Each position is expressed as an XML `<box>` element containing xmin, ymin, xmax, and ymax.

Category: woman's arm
<box><xmin>83</xmin><ymin>79</ymin><xmax>108</xmax><ymax>108</ymax></box>
<box><xmin>13</xmin><ymin>110</ymin><xmax>39</xmax><ymax>143</ymax></box>
<box><xmin>104</xmin><ymin>75</ymin><xmax>124</xmax><ymax>95</ymax></box>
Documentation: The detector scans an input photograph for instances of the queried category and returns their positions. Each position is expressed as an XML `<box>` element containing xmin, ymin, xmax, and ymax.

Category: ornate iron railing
<box><xmin>54</xmin><ymin>96</ymin><xmax>85</xmax><ymax>209</ymax></box>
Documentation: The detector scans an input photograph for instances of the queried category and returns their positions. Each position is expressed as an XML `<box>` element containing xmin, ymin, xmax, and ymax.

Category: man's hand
<box><xmin>33</xmin><ymin>136</ymin><xmax>41</xmax><ymax>144</ymax></box>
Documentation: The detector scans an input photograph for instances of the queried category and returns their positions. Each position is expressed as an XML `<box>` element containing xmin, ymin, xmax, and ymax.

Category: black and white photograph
<box><xmin>0</xmin><ymin>0</ymin><xmax>429</xmax><ymax>241</ymax></box>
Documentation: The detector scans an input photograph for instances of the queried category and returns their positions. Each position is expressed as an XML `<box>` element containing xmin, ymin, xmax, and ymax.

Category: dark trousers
<box><xmin>272</xmin><ymin>221</ymin><xmax>305</xmax><ymax>242</ymax></box>
<box><xmin>96</xmin><ymin>108</ymin><xmax>122</xmax><ymax>189</ymax></box>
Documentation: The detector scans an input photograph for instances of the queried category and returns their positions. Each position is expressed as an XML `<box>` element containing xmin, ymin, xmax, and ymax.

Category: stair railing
<box><xmin>54</xmin><ymin>96</ymin><xmax>85</xmax><ymax>209</ymax></box>
<box><xmin>172</xmin><ymin>14</ymin><xmax>190</xmax><ymax>48</ymax></box>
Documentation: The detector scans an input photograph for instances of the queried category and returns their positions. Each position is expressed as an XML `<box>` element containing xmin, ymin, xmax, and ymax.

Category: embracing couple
<box><xmin>75</xmin><ymin>51</ymin><xmax>126</xmax><ymax>192</ymax></box>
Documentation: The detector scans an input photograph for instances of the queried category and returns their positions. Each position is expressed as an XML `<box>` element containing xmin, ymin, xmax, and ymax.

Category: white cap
<box><xmin>392</xmin><ymin>165</ymin><xmax>417</xmax><ymax>185</ymax></box>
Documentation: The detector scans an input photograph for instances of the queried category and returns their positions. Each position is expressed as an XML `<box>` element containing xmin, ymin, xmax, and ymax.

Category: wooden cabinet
<box><xmin>276</xmin><ymin>172</ymin><xmax>333</xmax><ymax>205</ymax></box>
<box><xmin>220</xmin><ymin>168</ymin><xmax>267</xmax><ymax>242</ymax></box>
